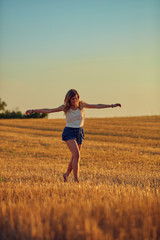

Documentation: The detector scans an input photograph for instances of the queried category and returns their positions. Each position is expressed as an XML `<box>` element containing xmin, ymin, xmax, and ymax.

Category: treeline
<box><xmin>0</xmin><ymin>110</ymin><xmax>47</xmax><ymax>119</ymax></box>
<box><xmin>0</xmin><ymin>98</ymin><xmax>48</xmax><ymax>119</ymax></box>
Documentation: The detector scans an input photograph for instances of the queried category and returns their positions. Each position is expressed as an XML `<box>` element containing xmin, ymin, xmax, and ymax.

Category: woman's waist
<box><xmin>65</xmin><ymin>126</ymin><xmax>84</xmax><ymax>129</ymax></box>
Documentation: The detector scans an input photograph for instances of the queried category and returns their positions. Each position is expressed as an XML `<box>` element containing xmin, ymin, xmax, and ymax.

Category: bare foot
<box><xmin>74</xmin><ymin>179</ymin><xmax>79</xmax><ymax>183</ymax></box>
<box><xmin>63</xmin><ymin>173</ymin><xmax>68</xmax><ymax>183</ymax></box>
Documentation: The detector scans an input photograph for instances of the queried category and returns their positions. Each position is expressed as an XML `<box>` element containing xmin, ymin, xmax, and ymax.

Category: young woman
<box><xmin>26</xmin><ymin>89</ymin><xmax>121</xmax><ymax>183</ymax></box>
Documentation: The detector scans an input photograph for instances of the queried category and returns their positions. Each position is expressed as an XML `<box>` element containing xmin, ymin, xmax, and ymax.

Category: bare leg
<box><xmin>63</xmin><ymin>144</ymin><xmax>82</xmax><ymax>182</ymax></box>
<box><xmin>64</xmin><ymin>140</ymin><xmax>81</xmax><ymax>182</ymax></box>
<box><xmin>66</xmin><ymin>156</ymin><xmax>73</xmax><ymax>176</ymax></box>
<box><xmin>63</xmin><ymin>156</ymin><xmax>73</xmax><ymax>182</ymax></box>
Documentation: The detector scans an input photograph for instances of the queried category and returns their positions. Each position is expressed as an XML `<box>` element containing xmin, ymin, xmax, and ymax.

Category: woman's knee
<box><xmin>72</xmin><ymin>150</ymin><xmax>80</xmax><ymax>160</ymax></box>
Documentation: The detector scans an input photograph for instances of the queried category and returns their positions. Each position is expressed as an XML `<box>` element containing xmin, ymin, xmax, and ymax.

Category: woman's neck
<box><xmin>70</xmin><ymin>106</ymin><xmax>78</xmax><ymax>110</ymax></box>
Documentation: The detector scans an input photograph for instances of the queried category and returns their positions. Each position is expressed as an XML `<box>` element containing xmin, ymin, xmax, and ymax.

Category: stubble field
<box><xmin>0</xmin><ymin>116</ymin><xmax>160</xmax><ymax>240</ymax></box>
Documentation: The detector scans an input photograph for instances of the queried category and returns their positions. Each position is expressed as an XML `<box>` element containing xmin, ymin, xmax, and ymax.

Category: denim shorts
<box><xmin>62</xmin><ymin>127</ymin><xmax>84</xmax><ymax>145</ymax></box>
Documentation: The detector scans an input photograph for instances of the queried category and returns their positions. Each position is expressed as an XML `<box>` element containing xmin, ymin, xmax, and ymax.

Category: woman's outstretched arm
<box><xmin>26</xmin><ymin>105</ymin><xmax>64</xmax><ymax>115</ymax></box>
<box><xmin>83</xmin><ymin>102</ymin><xmax>121</xmax><ymax>109</ymax></box>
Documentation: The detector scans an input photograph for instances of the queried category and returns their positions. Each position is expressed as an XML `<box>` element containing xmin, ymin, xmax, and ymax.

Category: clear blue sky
<box><xmin>0</xmin><ymin>0</ymin><xmax>159</xmax><ymax>118</ymax></box>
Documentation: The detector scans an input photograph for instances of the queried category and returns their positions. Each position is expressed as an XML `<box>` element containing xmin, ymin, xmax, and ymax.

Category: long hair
<box><xmin>64</xmin><ymin>89</ymin><xmax>84</xmax><ymax>114</ymax></box>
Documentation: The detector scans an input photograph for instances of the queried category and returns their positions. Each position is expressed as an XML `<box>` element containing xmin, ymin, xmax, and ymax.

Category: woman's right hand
<box><xmin>26</xmin><ymin>110</ymin><xmax>33</xmax><ymax>115</ymax></box>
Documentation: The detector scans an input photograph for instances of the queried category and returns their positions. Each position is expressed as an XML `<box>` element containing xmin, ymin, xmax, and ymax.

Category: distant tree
<box><xmin>23</xmin><ymin>112</ymin><xmax>48</xmax><ymax>119</ymax></box>
<box><xmin>0</xmin><ymin>98</ymin><xmax>48</xmax><ymax>119</ymax></box>
<box><xmin>0</xmin><ymin>109</ymin><xmax>48</xmax><ymax>119</ymax></box>
<box><xmin>0</xmin><ymin>98</ymin><xmax>7</xmax><ymax>112</ymax></box>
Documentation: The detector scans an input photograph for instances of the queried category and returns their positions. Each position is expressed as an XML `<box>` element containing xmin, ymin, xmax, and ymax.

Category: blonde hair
<box><xmin>64</xmin><ymin>89</ymin><xmax>84</xmax><ymax>114</ymax></box>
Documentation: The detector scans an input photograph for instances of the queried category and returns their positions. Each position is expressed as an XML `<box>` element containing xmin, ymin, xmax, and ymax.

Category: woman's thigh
<box><xmin>65</xmin><ymin>139</ymin><xmax>80</xmax><ymax>156</ymax></box>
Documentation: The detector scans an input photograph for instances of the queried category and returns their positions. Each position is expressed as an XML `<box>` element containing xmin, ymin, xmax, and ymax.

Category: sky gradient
<box><xmin>1</xmin><ymin>0</ymin><xmax>159</xmax><ymax>118</ymax></box>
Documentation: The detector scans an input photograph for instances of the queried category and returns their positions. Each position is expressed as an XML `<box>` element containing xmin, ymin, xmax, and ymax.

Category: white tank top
<box><xmin>65</xmin><ymin>108</ymin><xmax>85</xmax><ymax>128</ymax></box>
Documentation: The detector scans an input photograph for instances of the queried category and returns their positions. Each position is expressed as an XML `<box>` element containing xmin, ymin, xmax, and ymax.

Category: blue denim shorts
<box><xmin>62</xmin><ymin>127</ymin><xmax>84</xmax><ymax>145</ymax></box>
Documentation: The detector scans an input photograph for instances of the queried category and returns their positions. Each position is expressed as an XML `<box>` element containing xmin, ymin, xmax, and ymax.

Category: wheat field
<box><xmin>0</xmin><ymin>116</ymin><xmax>160</xmax><ymax>240</ymax></box>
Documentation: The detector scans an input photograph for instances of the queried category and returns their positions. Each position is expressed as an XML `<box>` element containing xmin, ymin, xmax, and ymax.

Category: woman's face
<box><xmin>70</xmin><ymin>94</ymin><xmax>79</xmax><ymax>108</ymax></box>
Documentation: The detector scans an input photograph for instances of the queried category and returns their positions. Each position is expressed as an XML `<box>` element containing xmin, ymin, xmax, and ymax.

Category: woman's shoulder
<box><xmin>57</xmin><ymin>104</ymin><xmax>65</xmax><ymax>111</ymax></box>
<box><xmin>79</xmin><ymin>101</ymin><xmax>85</xmax><ymax>109</ymax></box>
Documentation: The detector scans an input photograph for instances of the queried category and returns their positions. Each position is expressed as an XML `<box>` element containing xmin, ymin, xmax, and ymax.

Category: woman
<box><xmin>26</xmin><ymin>89</ymin><xmax>121</xmax><ymax>183</ymax></box>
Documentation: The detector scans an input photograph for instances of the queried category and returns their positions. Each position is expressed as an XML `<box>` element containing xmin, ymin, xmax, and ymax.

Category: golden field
<box><xmin>0</xmin><ymin>116</ymin><xmax>160</xmax><ymax>240</ymax></box>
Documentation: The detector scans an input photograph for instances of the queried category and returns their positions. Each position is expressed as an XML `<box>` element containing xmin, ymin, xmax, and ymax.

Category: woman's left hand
<box><xmin>114</xmin><ymin>103</ymin><xmax>121</xmax><ymax>108</ymax></box>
